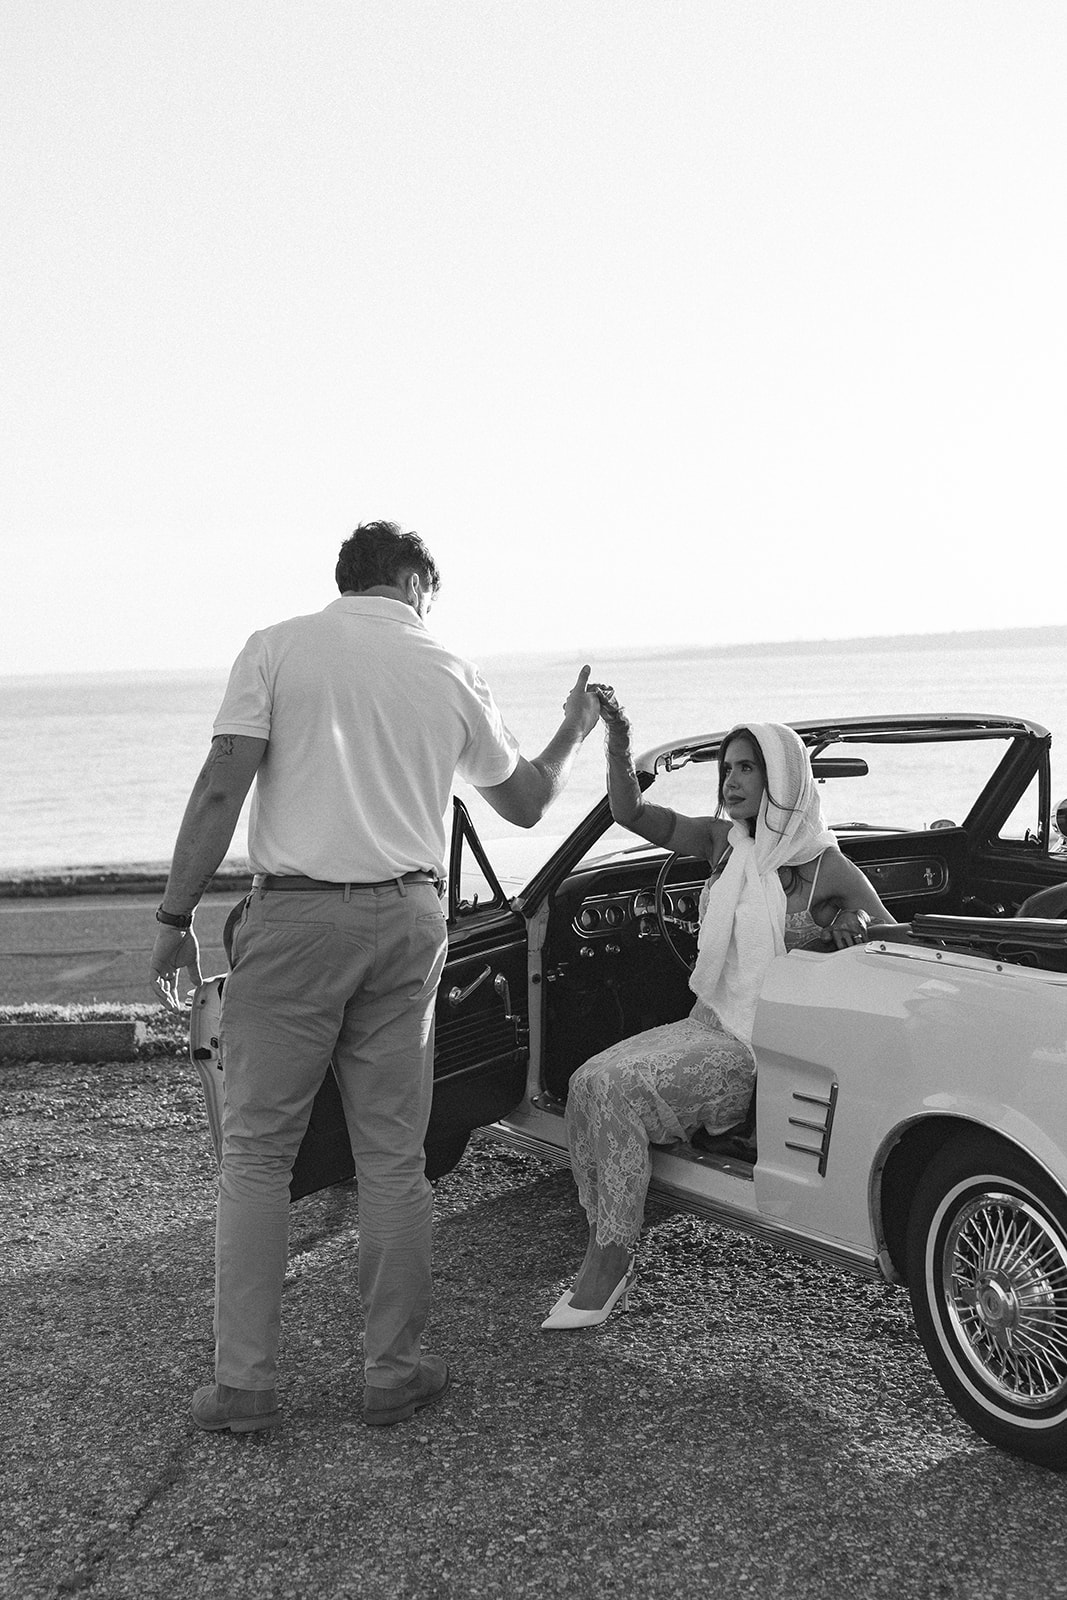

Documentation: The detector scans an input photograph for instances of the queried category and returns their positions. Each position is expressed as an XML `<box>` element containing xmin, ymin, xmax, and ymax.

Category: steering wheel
<box><xmin>654</xmin><ymin>852</ymin><xmax>703</xmax><ymax>974</ymax></box>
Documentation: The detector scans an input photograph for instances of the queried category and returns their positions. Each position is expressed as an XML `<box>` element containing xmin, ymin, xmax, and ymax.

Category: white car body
<box><xmin>495</xmin><ymin>938</ymin><xmax>1067</xmax><ymax>1284</ymax></box>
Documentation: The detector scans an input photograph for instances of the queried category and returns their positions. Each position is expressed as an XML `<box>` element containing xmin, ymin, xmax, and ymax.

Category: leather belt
<box><xmin>253</xmin><ymin>871</ymin><xmax>440</xmax><ymax>892</ymax></box>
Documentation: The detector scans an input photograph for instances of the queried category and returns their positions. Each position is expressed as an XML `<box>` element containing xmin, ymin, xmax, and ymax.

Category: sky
<box><xmin>3</xmin><ymin>1</ymin><xmax>1065</xmax><ymax>677</ymax></box>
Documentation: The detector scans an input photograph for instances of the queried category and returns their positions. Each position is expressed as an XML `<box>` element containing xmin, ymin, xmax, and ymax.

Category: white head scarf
<box><xmin>688</xmin><ymin>722</ymin><xmax>837</xmax><ymax>1043</ymax></box>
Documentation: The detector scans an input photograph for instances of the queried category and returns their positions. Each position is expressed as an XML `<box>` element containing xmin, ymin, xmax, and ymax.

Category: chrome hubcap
<box><xmin>943</xmin><ymin>1191</ymin><xmax>1067</xmax><ymax>1408</ymax></box>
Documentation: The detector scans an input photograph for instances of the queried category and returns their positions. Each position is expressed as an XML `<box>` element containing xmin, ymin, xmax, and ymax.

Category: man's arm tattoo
<box><xmin>205</xmin><ymin>735</ymin><xmax>237</xmax><ymax>766</ymax></box>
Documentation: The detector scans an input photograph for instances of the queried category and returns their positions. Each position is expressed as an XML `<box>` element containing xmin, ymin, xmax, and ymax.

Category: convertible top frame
<box><xmin>515</xmin><ymin>713</ymin><xmax>1051</xmax><ymax>918</ymax></box>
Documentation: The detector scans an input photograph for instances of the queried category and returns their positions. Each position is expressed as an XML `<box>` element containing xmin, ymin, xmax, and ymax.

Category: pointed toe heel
<box><xmin>540</xmin><ymin>1261</ymin><xmax>637</xmax><ymax>1331</ymax></box>
<box><xmin>540</xmin><ymin>1290</ymin><xmax>574</xmax><ymax>1330</ymax></box>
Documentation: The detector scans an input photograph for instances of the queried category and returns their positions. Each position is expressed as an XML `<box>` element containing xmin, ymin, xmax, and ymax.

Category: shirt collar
<box><xmin>328</xmin><ymin>595</ymin><xmax>427</xmax><ymax>630</ymax></box>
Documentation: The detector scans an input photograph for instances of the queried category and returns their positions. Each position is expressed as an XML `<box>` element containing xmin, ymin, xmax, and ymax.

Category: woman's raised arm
<box><xmin>594</xmin><ymin>688</ymin><xmax>721</xmax><ymax>862</ymax></box>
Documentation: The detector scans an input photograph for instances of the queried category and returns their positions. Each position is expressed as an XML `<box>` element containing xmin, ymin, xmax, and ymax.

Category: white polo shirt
<box><xmin>213</xmin><ymin>597</ymin><xmax>520</xmax><ymax>881</ymax></box>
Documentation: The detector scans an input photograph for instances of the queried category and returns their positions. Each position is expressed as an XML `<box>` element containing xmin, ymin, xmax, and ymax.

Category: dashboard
<box><xmin>558</xmin><ymin>829</ymin><xmax>967</xmax><ymax>957</ymax></box>
<box><xmin>571</xmin><ymin>879</ymin><xmax>705</xmax><ymax>940</ymax></box>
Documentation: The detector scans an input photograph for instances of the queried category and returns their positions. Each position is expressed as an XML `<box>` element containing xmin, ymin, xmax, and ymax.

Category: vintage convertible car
<box><xmin>190</xmin><ymin>712</ymin><xmax>1067</xmax><ymax>1469</ymax></box>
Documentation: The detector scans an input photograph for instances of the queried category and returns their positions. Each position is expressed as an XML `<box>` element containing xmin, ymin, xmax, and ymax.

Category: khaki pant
<box><xmin>215</xmin><ymin>879</ymin><xmax>448</xmax><ymax>1391</ymax></box>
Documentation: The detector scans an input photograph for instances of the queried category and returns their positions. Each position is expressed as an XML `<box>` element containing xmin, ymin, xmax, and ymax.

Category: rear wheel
<box><xmin>906</xmin><ymin>1133</ymin><xmax>1067</xmax><ymax>1469</ymax></box>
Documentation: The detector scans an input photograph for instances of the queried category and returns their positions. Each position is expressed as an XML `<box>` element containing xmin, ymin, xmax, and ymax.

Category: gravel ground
<box><xmin>3</xmin><ymin>1053</ymin><xmax>1067</xmax><ymax>1600</ymax></box>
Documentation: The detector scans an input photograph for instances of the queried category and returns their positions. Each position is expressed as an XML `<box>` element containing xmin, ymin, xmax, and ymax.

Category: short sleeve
<box><xmin>213</xmin><ymin>632</ymin><xmax>273</xmax><ymax>738</ymax></box>
<box><xmin>455</xmin><ymin>668</ymin><xmax>521</xmax><ymax>788</ymax></box>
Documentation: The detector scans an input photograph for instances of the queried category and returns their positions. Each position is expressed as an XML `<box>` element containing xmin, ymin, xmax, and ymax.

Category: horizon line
<box><xmin>1</xmin><ymin>619</ymin><xmax>1065</xmax><ymax>681</ymax></box>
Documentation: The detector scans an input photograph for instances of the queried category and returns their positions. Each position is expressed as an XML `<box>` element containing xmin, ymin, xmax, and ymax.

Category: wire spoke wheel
<box><xmin>907</xmin><ymin>1134</ymin><xmax>1067</xmax><ymax>1470</ymax></box>
<box><xmin>943</xmin><ymin>1193</ymin><xmax>1067</xmax><ymax>1408</ymax></box>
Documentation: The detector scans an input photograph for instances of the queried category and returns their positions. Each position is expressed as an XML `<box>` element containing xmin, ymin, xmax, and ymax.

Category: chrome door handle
<box><xmin>447</xmin><ymin>964</ymin><xmax>492</xmax><ymax>1008</ymax></box>
<box><xmin>493</xmin><ymin>972</ymin><xmax>515</xmax><ymax>1019</ymax></box>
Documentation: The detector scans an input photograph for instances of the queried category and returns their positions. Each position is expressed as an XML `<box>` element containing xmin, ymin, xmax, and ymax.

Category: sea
<box><xmin>2</xmin><ymin>627</ymin><xmax>1066</xmax><ymax>881</ymax></box>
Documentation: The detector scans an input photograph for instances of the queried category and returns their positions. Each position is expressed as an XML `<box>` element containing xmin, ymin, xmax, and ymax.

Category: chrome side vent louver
<box><xmin>785</xmin><ymin>1083</ymin><xmax>839</xmax><ymax>1176</ymax></box>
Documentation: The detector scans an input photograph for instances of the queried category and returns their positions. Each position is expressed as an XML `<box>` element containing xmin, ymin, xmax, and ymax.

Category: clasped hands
<box><xmin>586</xmin><ymin>679</ymin><xmax>629</xmax><ymax>737</ymax></box>
<box><xmin>562</xmin><ymin>667</ymin><xmax>626</xmax><ymax>739</ymax></box>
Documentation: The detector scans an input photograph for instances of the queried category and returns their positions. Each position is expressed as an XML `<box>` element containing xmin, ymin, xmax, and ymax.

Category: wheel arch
<box><xmin>873</xmin><ymin>1115</ymin><xmax>1064</xmax><ymax>1282</ymax></box>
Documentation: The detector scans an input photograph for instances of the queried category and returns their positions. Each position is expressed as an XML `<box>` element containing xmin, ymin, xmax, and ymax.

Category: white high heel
<box><xmin>540</xmin><ymin>1261</ymin><xmax>636</xmax><ymax>1330</ymax></box>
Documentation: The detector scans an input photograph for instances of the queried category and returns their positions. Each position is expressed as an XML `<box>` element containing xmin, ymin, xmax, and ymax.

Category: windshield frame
<box><xmin>515</xmin><ymin>712</ymin><xmax>1051</xmax><ymax>916</ymax></box>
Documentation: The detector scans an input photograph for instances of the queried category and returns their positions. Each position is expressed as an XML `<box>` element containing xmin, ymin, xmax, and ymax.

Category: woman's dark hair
<box><xmin>335</xmin><ymin>521</ymin><xmax>442</xmax><ymax>595</ymax></box>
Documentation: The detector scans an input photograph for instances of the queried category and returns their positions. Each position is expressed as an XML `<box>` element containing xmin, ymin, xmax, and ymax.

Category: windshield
<box><xmin>458</xmin><ymin>728</ymin><xmax>1039</xmax><ymax>889</ymax></box>
<box><xmin>577</xmin><ymin>731</ymin><xmax>1036</xmax><ymax>870</ymax></box>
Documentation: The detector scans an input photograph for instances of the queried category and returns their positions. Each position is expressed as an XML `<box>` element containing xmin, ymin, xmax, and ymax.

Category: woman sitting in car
<box><xmin>542</xmin><ymin>694</ymin><xmax>893</xmax><ymax>1332</ymax></box>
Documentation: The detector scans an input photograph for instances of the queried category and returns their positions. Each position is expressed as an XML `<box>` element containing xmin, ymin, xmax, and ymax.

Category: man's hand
<box><xmin>562</xmin><ymin>665</ymin><xmax>602</xmax><ymax>740</ymax></box>
<box><xmin>150</xmin><ymin>924</ymin><xmax>203</xmax><ymax>1011</ymax></box>
<box><xmin>148</xmin><ymin>732</ymin><xmax>264</xmax><ymax>1007</ymax></box>
<box><xmin>479</xmin><ymin>664</ymin><xmax>604</xmax><ymax>827</ymax></box>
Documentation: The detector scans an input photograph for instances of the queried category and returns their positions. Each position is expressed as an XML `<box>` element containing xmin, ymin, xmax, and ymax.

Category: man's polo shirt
<box><xmin>213</xmin><ymin>597</ymin><xmax>520</xmax><ymax>881</ymax></box>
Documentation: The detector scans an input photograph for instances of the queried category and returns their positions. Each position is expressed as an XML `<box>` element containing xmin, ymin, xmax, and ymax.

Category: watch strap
<box><xmin>156</xmin><ymin>905</ymin><xmax>193</xmax><ymax>929</ymax></box>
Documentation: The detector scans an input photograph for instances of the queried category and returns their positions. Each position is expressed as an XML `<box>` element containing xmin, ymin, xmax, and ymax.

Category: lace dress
<box><xmin>565</xmin><ymin>886</ymin><xmax>829</xmax><ymax>1249</ymax></box>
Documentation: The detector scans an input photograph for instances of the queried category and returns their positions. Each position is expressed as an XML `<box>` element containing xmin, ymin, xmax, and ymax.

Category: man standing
<box><xmin>150</xmin><ymin>521</ymin><xmax>600</xmax><ymax>1431</ymax></box>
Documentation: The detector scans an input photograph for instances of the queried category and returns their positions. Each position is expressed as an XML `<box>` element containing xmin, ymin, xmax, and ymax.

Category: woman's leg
<box><xmin>570</xmin><ymin>1229</ymin><xmax>633</xmax><ymax>1310</ymax></box>
<box><xmin>563</xmin><ymin>1015</ymin><xmax>754</xmax><ymax>1308</ymax></box>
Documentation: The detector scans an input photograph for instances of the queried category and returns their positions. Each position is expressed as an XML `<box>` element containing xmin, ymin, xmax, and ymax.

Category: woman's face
<box><xmin>721</xmin><ymin>735</ymin><xmax>766</xmax><ymax>823</ymax></box>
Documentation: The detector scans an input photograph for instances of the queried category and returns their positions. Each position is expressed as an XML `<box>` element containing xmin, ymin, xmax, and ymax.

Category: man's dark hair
<box><xmin>335</xmin><ymin>521</ymin><xmax>442</xmax><ymax>596</ymax></box>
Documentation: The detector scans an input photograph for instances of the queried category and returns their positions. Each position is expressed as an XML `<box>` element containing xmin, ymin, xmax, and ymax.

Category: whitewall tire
<box><xmin>906</xmin><ymin>1133</ymin><xmax>1067</xmax><ymax>1470</ymax></box>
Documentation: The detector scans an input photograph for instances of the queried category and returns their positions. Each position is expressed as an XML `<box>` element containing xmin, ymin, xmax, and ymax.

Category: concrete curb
<box><xmin>0</xmin><ymin>1020</ymin><xmax>148</xmax><ymax>1061</ymax></box>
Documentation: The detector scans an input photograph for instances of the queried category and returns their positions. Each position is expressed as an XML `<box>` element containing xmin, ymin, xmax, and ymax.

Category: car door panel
<box><xmin>966</xmin><ymin>844</ymin><xmax>1067</xmax><ymax>915</ymax></box>
<box><xmin>424</xmin><ymin>918</ymin><xmax>530</xmax><ymax>1172</ymax></box>
<box><xmin>284</xmin><ymin>918</ymin><xmax>530</xmax><ymax>1198</ymax></box>
<box><xmin>193</xmin><ymin>798</ymin><xmax>532</xmax><ymax>1202</ymax></box>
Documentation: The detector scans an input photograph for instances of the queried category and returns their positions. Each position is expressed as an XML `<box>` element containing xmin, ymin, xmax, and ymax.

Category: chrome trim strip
<box><xmin>869</xmin><ymin>1113</ymin><xmax>1067</xmax><ymax>1286</ymax></box>
<box><xmin>651</xmin><ymin>1185</ymin><xmax>881</xmax><ymax>1279</ymax></box>
<box><xmin>523</xmin><ymin>900</ymin><xmax>550</xmax><ymax>1102</ymax></box>
<box><xmin>488</xmin><ymin>1123</ymin><xmax>571</xmax><ymax>1168</ymax></box>
<box><xmin>860</xmin><ymin>857</ymin><xmax>948</xmax><ymax>898</ymax></box>
<box><xmin>866</xmin><ymin>941</ymin><xmax>1067</xmax><ymax>981</ymax></box>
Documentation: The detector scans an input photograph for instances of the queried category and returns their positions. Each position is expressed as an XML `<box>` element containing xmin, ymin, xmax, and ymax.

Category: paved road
<box><xmin>0</xmin><ymin>891</ymin><xmax>242</xmax><ymax>1004</ymax></box>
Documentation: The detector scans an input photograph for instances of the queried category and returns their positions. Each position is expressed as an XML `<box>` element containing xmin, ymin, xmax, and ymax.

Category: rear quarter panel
<box><xmin>752</xmin><ymin>943</ymin><xmax>1067</xmax><ymax>1253</ymax></box>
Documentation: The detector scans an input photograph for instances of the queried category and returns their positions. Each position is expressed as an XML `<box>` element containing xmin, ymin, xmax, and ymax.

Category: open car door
<box><xmin>189</xmin><ymin>798</ymin><xmax>530</xmax><ymax>1199</ymax></box>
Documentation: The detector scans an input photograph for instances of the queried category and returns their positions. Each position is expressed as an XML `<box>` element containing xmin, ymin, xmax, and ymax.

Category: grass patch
<box><xmin>0</xmin><ymin>1002</ymin><xmax>187</xmax><ymax>1057</ymax></box>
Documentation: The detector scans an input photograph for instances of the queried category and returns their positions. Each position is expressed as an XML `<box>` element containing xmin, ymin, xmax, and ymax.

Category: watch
<box><xmin>156</xmin><ymin>905</ymin><xmax>193</xmax><ymax>929</ymax></box>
